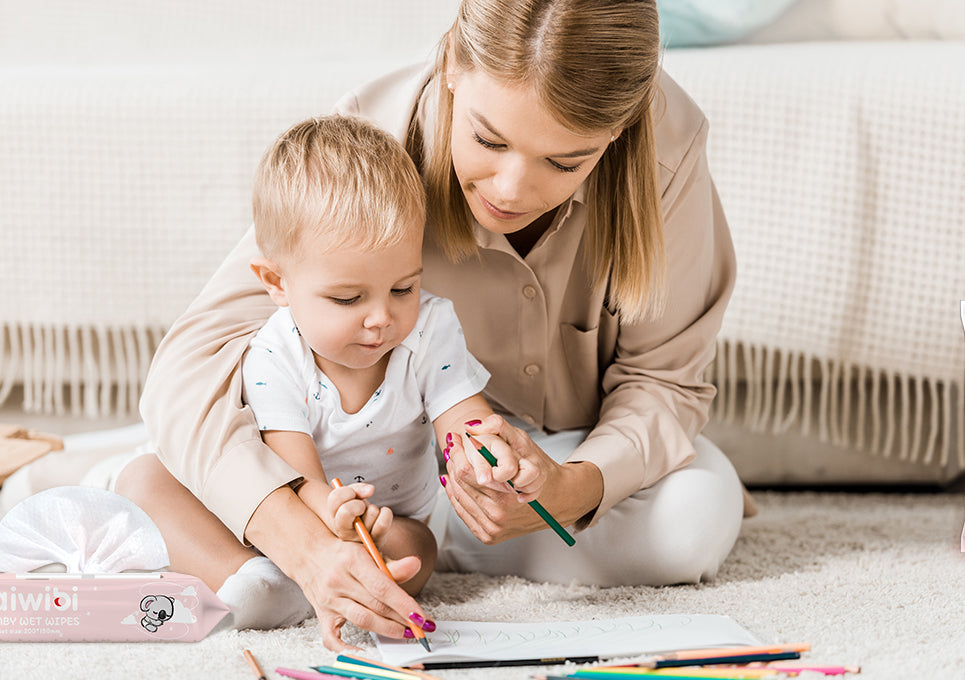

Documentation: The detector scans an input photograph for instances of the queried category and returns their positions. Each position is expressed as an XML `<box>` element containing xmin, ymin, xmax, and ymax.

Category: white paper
<box><xmin>374</xmin><ymin>614</ymin><xmax>762</xmax><ymax>666</ymax></box>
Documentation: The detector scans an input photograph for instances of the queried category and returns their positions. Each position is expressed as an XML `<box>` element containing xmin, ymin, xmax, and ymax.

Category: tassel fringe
<box><xmin>0</xmin><ymin>322</ymin><xmax>165</xmax><ymax>419</ymax></box>
<box><xmin>709</xmin><ymin>339</ymin><xmax>965</xmax><ymax>469</ymax></box>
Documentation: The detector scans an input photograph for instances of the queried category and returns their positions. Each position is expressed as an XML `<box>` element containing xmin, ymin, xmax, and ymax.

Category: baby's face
<box><xmin>280</xmin><ymin>231</ymin><xmax>423</xmax><ymax>377</ymax></box>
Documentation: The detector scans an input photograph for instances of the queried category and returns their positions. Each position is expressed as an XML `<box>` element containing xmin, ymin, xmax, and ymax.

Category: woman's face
<box><xmin>449</xmin><ymin>68</ymin><xmax>614</xmax><ymax>236</ymax></box>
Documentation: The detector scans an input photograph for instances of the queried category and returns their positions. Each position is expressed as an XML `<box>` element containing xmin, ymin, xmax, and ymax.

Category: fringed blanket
<box><xmin>2</xmin><ymin>42</ymin><xmax>963</xmax><ymax>470</ymax></box>
<box><xmin>666</xmin><ymin>41</ymin><xmax>965</xmax><ymax>467</ymax></box>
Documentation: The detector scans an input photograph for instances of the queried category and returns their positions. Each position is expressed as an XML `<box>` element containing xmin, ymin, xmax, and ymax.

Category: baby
<box><xmin>242</xmin><ymin>115</ymin><xmax>494</xmax><ymax>593</ymax></box>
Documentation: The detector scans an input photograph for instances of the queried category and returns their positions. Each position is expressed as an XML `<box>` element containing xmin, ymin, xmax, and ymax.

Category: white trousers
<box><xmin>432</xmin><ymin>427</ymin><xmax>744</xmax><ymax>587</ymax></box>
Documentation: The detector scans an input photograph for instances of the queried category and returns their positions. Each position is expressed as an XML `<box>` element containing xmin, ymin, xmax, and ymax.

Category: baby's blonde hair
<box><xmin>253</xmin><ymin>115</ymin><xmax>426</xmax><ymax>262</ymax></box>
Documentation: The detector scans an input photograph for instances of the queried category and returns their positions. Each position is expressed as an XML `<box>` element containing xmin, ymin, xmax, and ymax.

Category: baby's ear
<box><xmin>249</xmin><ymin>257</ymin><xmax>290</xmax><ymax>307</ymax></box>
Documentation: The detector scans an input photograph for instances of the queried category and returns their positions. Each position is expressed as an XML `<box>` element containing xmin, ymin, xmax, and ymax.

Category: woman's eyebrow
<box><xmin>470</xmin><ymin>109</ymin><xmax>601</xmax><ymax>158</ymax></box>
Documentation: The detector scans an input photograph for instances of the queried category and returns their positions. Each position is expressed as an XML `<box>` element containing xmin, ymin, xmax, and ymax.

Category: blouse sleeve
<box><xmin>138</xmin><ymin>227</ymin><xmax>302</xmax><ymax>543</ymax></box>
<box><xmin>566</xmin><ymin>116</ymin><xmax>737</xmax><ymax>529</ymax></box>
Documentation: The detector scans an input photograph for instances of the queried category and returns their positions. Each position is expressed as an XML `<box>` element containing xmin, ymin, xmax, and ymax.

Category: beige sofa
<box><xmin>1</xmin><ymin>0</ymin><xmax>962</xmax><ymax>486</ymax></box>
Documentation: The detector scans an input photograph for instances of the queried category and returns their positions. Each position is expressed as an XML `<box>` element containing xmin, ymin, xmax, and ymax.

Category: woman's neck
<box><xmin>505</xmin><ymin>207</ymin><xmax>558</xmax><ymax>259</ymax></box>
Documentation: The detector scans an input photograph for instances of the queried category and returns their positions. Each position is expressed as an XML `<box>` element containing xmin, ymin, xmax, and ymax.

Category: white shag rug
<box><xmin>1</xmin><ymin>490</ymin><xmax>963</xmax><ymax>680</ymax></box>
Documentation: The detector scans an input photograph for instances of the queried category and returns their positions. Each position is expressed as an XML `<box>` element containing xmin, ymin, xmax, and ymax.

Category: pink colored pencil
<box><xmin>276</xmin><ymin>668</ymin><xmax>341</xmax><ymax>680</ymax></box>
<box><xmin>762</xmin><ymin>664</ymin><xmax>861</xmax><ymax>675</ymax></box>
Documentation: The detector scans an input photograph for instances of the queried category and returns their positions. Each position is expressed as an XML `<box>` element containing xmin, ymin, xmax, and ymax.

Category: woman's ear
<box><xmin>249</xmin><ymin>256</ymin><xmax>290</xmax><ymax>307</ymax></box>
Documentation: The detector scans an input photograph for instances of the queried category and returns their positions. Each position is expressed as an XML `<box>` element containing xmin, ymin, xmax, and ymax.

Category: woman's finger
<box><xmin>318</xmin><ymin>612</ymin><xmax>358</xmax><ymax>652</ymax></box>
<box><xmin>305</xmin><ymin>541</ymin><xmax>426</xmax><ymax>648</ymax></box>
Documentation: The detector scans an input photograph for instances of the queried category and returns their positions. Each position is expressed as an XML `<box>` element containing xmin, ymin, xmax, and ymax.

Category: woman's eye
<box><xmin>392</xmin><ymin>286</ymin><xmax>415</xmax><ymax>296</ymax></box>
<box><xmin>472</xmin><ymin>131</ymin><xmax>503</xmax><ymax>150</ymax></box>
<box><xmin>549</xmin><ymin>159</ymin><xmax>580</xmax><ymax>173</ymax></box>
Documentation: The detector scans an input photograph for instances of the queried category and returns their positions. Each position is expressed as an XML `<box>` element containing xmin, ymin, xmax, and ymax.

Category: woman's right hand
<box><xmin>244</xmin><ymin>484</ymin><xmax>428</xmax><ymax>652</ymax></box>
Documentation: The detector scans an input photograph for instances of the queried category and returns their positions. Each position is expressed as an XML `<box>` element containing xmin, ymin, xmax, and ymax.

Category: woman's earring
<box><xmin>447</xmin><ymin>82</ymin><xmax>455</xmax><ymax>92</ymax></box>
<box><xmin>610</xmin><ymin>134</ymin><xmax>616</xmax><ymax>142</ymax></box>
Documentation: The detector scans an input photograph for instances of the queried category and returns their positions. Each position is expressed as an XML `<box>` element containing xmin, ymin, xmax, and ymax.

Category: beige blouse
<box><xmin>139</xmin><ymin>62</ymin><xmax>736</xmax><ymax>542</ymax></box>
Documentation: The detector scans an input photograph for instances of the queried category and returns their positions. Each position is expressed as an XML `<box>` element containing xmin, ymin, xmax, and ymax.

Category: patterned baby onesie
<box><xmin>241</xmin><ymin>291</ymin><xmax>490</xmax><ymax>520</ymax></box>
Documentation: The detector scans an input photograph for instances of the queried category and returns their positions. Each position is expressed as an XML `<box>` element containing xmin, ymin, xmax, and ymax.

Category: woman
<box><xmin>121</xmin><ymin>0</ymin><xmax>745</xmax><ymax>652</ymax></box>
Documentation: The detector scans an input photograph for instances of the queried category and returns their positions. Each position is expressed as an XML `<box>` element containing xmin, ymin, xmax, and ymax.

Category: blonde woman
<box><xmin>119</xmin><ymin>0</ymin><xmax>746</xmax><ymax>651</ymax></box>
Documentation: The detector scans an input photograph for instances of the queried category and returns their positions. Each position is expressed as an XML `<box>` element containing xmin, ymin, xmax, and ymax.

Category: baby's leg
<box><xmin>379</xmin><ymin>516</ymin><xmax>438</xmax><ymax>595</ymax></box>
<box><xmin>114</xmin><ymin>454</ymin><xmax>313</xmax><ymax>628</ymax></box>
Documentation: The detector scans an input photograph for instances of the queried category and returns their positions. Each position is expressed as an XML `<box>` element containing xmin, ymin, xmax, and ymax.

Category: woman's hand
<box><xmin>440</xmin><ymin>415</ymin><xmax>603</xmax><ymax>544</ymax></box>
<box><xmin>245</xmin><ymin>485</ymin><xmax>429</xmax><ymax>652</ymax></box>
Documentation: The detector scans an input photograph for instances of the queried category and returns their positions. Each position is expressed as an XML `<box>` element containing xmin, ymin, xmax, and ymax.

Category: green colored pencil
<box><xmin>465</xmin><ymin>433</ymin><xmax>575</xmax><ymax>546</ymax></box>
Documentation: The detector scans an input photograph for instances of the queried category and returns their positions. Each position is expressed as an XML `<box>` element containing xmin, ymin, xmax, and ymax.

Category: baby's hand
<box><xmin>326</xmin><ymin>482</ymin><xmax>393</xmax><ymax>543</ymax></box>
<box><xmin>460</xmin><ymin>416</ymin><xmax>548</xmax><ymax>503</ymax></box>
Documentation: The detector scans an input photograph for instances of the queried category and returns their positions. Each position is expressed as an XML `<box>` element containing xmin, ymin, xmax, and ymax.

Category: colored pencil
<box><xmin>564</xmin><ymin>668</ymin><xmax>778</xmax><ymax>678</ymax></box>
<box><xmin>330</xmin><ymin>478</ymin><xmax>430</xmax><ymax>652</ymax></box>
<box><xmin>760</xmin><ymin>664</ymin><xmax>861</xmax><ymax>675</ymax></box>
<box><xmin>539</xmin><ymin>673</ymin><xmax>779</xmax><ymax>680</ymax></box>
<box><xmin>276</xmin><ymin>668</ymin><xmax>342</xmax><ymax>680</ymax></box>
<box><xmin>647</xmin><ymin>652</ymin><xmax>802</xmax><ymax>669</ymax></box>
<box><xmin>414</xmin><ymin>655</ymin><xmax>601</xmax><ymax>670</ymax></box>
<box><xmin>643</xmin><ymin>645</ymin><xmax>811</xmax><ymax>663</ymax></box>
<box><xmin>464</xmin><ymin>434</ymin><xmax>575</xmax><ymax>546</ymax></box>
<box><xmin>243</xmin><ymin>649</ymin><xmax>268</xmax><ymax>680</ymax></box>
<box><xmin>312</xmin><ymin>664</ymin><xmax>427</xmax><ymax>680</ymax></box>
<box><xmin>336</xmin><ymin>654</ymin><xmax>444</xmax><ymax>680</ymax></box>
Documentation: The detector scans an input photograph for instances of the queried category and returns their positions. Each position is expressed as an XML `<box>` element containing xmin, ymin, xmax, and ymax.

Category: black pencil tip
<box><xmin>419</xmin><ymin>637</ymin><xmax>431</xmax><ymax>652</ymax></box>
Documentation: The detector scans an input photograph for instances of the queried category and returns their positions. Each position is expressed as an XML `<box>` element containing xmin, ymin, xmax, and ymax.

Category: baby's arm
<box><xmin>260</xmin><ymin>430</ymin><xmax>388</xmax><ymax>541</ymax></box>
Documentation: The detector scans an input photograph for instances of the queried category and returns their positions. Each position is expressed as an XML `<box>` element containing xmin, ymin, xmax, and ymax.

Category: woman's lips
<box><xmin>478</xmin><ymin>192</ymin><xmax>526</xmax><ymax>220</ymax></box>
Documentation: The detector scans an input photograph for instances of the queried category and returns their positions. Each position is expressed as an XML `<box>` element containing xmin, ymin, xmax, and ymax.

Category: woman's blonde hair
<box><xmin>254</xmin><ymin>114</ymin><xmax>426</xmax><ymax>262</ymax></box>
<box><xmin>410</xmin><ymin>0</ymin><xmax>665</xmax><ymax>322</ymax></box>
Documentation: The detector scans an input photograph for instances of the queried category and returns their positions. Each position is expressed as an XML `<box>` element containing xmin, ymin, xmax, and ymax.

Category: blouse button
<box><xmin>522</xmin><ymin>285</ymin><xmax>537</xmax><ymax>299</ymax></box>
<box><xmin>524</xmin><ymin>363</ymin><xmax>541</xmax><ymax>376</ymax></box>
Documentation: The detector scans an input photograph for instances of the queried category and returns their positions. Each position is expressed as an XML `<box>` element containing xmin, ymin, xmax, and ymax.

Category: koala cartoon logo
<box><xmin>140</xmin><ymin>595</ymin><xmax>176</xmax><ymax>632</ymax></box>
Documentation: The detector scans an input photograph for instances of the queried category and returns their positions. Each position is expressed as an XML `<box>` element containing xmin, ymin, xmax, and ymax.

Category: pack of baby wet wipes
<box><xmin>0</xmin><ymin>486</ymin><xmax>230</xmax><ymax>640</ymax></box>
<box><xmin>0</xmin><ymin>572</ymin><xmax>230</xmax><ymax>641</ymax></box>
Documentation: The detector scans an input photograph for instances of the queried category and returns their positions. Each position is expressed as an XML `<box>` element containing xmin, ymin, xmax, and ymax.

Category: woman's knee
<box><xmin>640</xmin><ymin>437</ymin><xmax>743</xmax><ymax>583</ymax></box>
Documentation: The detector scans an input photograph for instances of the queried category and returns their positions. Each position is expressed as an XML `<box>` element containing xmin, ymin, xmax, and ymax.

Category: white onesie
<box><xmin>241</xmin><ymin>291</ymin><xmax>490</xmax><ymax>520</ymax></box>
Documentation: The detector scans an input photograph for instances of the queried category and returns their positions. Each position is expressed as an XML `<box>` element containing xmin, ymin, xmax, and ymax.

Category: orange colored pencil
<box><xmin>242</xmin><ymin>649</ymin><xmax>267</xmax><ymax>680</ymax></box>
<box><xmin>330</xmin><ymin>478</ymin><xmax>430</xmax><ymax>652</ymax></box>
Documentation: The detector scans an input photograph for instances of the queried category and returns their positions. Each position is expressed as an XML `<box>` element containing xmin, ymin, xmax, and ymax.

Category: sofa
<box><xmin>1</xmin><ymin>0</ymin><xmax>963</xmax><ymax>486</ymax></box>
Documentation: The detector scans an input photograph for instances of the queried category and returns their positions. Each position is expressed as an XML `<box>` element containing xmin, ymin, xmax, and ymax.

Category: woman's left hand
<box><xmin>440</xmin><ymin>415</ymin><xmax>602</xmax><ymax>544</ymax></box>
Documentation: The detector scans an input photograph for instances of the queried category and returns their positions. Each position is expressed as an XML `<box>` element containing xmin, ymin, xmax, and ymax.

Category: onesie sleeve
<box><xmin>241</xmin><ymin>309</ymin><xmax>314</xmax><ymax>437</ymax></box>
<box><xmin>415</xmin><ymin>295</ymin><xmax>491</xmax><ymax>421</ymax></box>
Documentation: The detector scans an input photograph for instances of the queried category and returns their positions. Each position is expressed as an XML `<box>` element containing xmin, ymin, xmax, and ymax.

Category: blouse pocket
<box><xmin>559</xmin><ymin>322</ymin><xmax>604</xmax><ymax>424</ymax></box>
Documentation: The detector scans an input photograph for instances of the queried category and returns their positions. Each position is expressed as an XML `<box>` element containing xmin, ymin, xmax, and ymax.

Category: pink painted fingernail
<box><xmin>409</xmin><ymin>612</ymin><xmax>427</xmax><ymax>627</ymax></box>
<box><xmin>443</xmin><ymin>448</ymin><xmax>451</xmax><ymax>462</ymax></box>
<box><xmin>439</xmin><ymin>475</ymin><xmax>447</xmax><ymax>487</ymax></box>
<box><xmin>446</xmin><ymin>432</ymin><xmax>453</xmax><ymax>446</ymax></box>
<box><xmin>465</xmin><ymin>419</ymin><xmax>481</xmax><ymax>427</ymax></box>
<box><xmin>403</xmin><ymin>629</ymin><xmax>414</xmax><ymax>638</ymax></box>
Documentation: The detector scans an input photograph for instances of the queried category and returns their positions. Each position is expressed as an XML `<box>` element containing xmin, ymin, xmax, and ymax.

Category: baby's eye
<box><xmin>329</xmin><ymin>296</ymin><xmax>359</xmax><ymax>305</ymax></box>
<box><xmin>392</xmin><ymin>286</ymin><xmax>415</xmax><ymax>296</ymax></box>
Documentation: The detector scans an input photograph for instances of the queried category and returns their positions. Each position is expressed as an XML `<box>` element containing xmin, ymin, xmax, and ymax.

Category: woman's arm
<box><xmin>139</xmin><ymin>227</ymin><xmax>296</xmax><ymax>540</ymax></box>
<box><xmin>567</xmin><ymin>119</ymin><xmax>735</xmax><ymax>529</ymax></box>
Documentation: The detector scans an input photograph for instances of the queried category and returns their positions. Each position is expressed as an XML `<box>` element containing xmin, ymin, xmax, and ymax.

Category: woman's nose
<box><xmin>492</xmin><ymin>155</ymin><xmax>529</xmax><ymax>204</ymax></box>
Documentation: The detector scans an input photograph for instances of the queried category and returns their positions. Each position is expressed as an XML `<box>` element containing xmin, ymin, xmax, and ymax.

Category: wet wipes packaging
<box><xmin>0</xmin><ymin>572</ymin><xmax>230</xmax><ymax>641</ymax></box>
